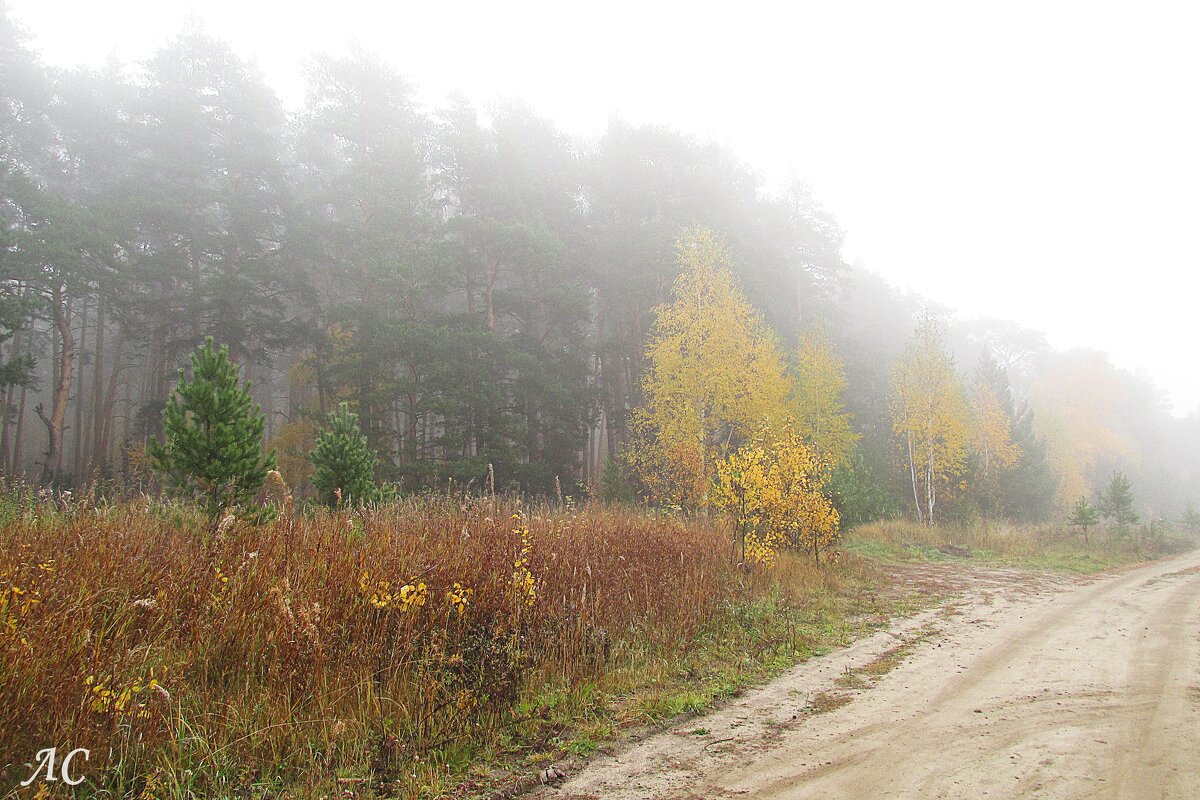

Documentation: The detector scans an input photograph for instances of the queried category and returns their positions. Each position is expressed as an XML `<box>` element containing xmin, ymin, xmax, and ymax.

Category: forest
<box><xmin>3</xmin><ymin>10</ymin><xmax>1198</xmax><ymax>525</ymax></box>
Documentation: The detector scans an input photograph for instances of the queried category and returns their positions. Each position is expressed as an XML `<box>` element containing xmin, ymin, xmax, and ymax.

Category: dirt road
<box><xmin>539</xmin><ymin>550</ymin><xmax>1200</xmax><ymax>799</ymax></box>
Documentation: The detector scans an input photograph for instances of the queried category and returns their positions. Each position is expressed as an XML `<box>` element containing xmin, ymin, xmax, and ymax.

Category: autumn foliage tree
<box><xmin>711</xmin><ymin>422</ymin><xmax>840</xmax><ymax>565</ymax></box>
<box><xmin>890</xmin><ymin>315</ymin><xmax>968</xmax><ymax>526</ymax></box>
<box><xmin>969</xmin><ymin>378</ymin><xmax>1021</xmax><ymax>516</ymax></box>
<box><xmin>1028</xmin><ymin>350</ymin><xmax>1134</xmax><ymax>508</ymax></box>
<box><xmin>792</xmin><ymin>328</ymin><xmax>858</xmax><ymax>469</ymax></box>
<box><xmin>627</xmin><ymin>228</ymin><xmax>791</xmax><ymax>507</ymax></box>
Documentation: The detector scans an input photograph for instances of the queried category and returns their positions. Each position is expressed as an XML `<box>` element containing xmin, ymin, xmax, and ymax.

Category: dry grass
<box><xmin>0</xmin><ymin>495</ymin><xmax>804</xmax><ymax>797</ymax></box>
<box><xmin>805</xmin><ymin>690</ymin><xmax>853</xmax><ymax>715</ymax></box>
<box><xmin>835</xmin><ymin>625</ymin><xmax>936</xmax><ymax>692</ymax></box>
<box><xmin>9</xmin><ymin>496</ymin><xmax>1140</xmax><ymax>797</ymax></box>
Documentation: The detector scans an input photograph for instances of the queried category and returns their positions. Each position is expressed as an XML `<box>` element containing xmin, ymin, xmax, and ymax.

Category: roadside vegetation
<box><xmin>846</xmin><ymin>519</ymin><xmax>1194</xmax><ymax>574</ymax></box>
<box><xmin>1</xmin><ymin>489</ymin><xmax>930</xmax><ymax>799</ymax></box>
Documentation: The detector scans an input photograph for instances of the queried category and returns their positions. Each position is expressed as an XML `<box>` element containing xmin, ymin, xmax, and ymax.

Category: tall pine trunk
<box><xmin>0</xmin><ymin>328</ymin><xmax>24</xmax><ymax>471</ymax></box>
<box><xmin>72</xmin><ymin>296</ymin><xmax>91</xmax><ymax>485</ymax></box>
<box><xmin>37</xmin><ymin>286</ymin><xmax>75</xmax><ymax>484</ymax></box>
<box><xmin>94</xmin><ymin>330</ymin><xmax>124</xmax><ymax>475</ymax></box>
<box><xmin>484</xmin><ymin>255</ymin><xmax>497</xmax><ymax>333</ymax></box>
<box><xmin>12</xmin><ymin>378</ymin><xmax>28</xmax><ymax>474</ymax></box>
<box><xmin>88</xmin><ymin>297</ymin><xmax>106</xmax><ymax>479</ymax></box>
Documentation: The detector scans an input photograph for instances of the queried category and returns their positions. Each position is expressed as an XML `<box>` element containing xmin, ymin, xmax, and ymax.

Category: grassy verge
<box><xmin>464</xmin><ymin>551</ymin><xmax>930</xmax><ymax>794</ymax></box>
<box><xmin>6</xmin><ymin>500</ymin><xmax>1181</xmax><ymax>799</ymax></box>
<box><xmin>845</xmin><ymin>519</ymin><xmax>1195</xmax><ymax>574</ymax></box>
<box><xmin>0</xmin><ymin>497</ymin><xmax>928</xmax><ymax>800</ymax></box>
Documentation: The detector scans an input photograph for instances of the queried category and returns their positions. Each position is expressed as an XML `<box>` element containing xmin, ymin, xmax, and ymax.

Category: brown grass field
<box><xmin>0</xmin><ymin>493</ymin><xmax>886</xmax><ymax>798</ymax></box>
<box><xmin>1</xmin><ymin>492</ymin><xmax>1189</xmax><ymax>798</ymax></box>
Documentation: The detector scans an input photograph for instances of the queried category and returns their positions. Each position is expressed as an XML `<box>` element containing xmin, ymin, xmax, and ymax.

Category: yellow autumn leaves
<box><xmin>357</xmin><ymin>571</ymin><xmax>434</xmax><ymax>613</ymax></box>
<box><xmin>446</xmin><ymin>582</ymin><xmax>473</xmax><ymax>617</ymax></box>
<box><xmin>85</xmin><ymin>669</ymin><xmax>160</xmax><ymax>719</ymax></box>
<box><xmin>712</xmin><ymin>424</ymin><xmax>841</xmax><ymax>566</ymax></box>
<box><xmin>627</xmin><ymin>228</ymin><xmax>793</xmax><ymax>509</ymax></box>
<box><xmin>625</xmin><ymin>226</ymin><xmax>1032</xmax><ymax>551</ymax></box>
<box><xmin>1</xmin><ymin>559</ymin><xmax>54</xmax><ymax>646</ymax></box>
<box><xmin>890</xmin><ymin>315</ymin><xmax>1021</xmax><ymax>525</ymax></box>
<box><xmin>354</xmin><ymin>513</ymin><xmax>536</xmax><ymax>615</ymax></box>
<box><xmin>627</xmin><ymin>227</ymin><xmax>847</xmax><ymax>564</ymax></box>
<box><xmin>510</xmin><ymin>513</ymin><xmax>537</xmax><ymax>607</ymax></box>
<box><xmin>793</xmin><ymin>328</ymin><xmax>858</xmax><ymax>470</ymax></box>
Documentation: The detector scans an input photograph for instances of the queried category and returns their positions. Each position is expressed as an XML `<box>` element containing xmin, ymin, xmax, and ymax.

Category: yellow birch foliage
<box><xmin>627</xmin><ymin>227</ymin><xmax>792</xmax><ymax>507</ymax></box>
<box><xmin>970</xmin><ymin>382</ymin><xmax>1020</xmax><ymax>477</ymax></box>
<box><xmin>792</xmin><ymin>329</ymin><xmax>858</xmax><ymax>468</ymax></box>
<box><xmin>1028</xmin><ymin>350</ymin><xmax>1135</xmax><ymax>506</ymax></box>
<box><xmin>890</xmin><ymin>316</ymin><xmax>969</xmax><ymax>525</ymax></box>
<box><xmin>711</xmin><ymin>422</ymin><xmax>840</xmax><ymax>565</ymax></box>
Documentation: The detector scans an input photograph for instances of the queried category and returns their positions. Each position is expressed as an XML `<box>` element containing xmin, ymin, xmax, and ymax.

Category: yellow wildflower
<box><xmin>359</xmin><ymin>571</ymin><xmax>394</xmax><ymax>609</ymax></box>
<box><xmin>398</xmin><ymin>581</ymin><xmax>427</xmax><ymax>612</ymax></box>
<box><xmin>511</xmin><ymin>513</ymin><xmax>538</xmax><ymax>606</ymax></box>
<box><xmin>446</xmin><ymin>582</ymin><xmax>473</xmax><ymax>617</ymax></box>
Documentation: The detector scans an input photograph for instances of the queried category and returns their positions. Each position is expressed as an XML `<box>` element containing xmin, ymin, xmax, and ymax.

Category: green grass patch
<box><xmin>846</xmin><ymin>519</ymin><xmax>1194</xmax><ymax>574</ymax></box>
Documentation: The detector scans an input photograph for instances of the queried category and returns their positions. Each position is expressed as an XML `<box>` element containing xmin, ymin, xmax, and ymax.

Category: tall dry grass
<box><xmin>0</xmin><ymin>495</ymin><xmax>770</xmax><ymax>796</ymax></box>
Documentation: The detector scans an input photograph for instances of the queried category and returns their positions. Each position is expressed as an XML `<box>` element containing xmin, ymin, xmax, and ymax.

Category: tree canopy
<box><xmin>2</xmin><ymin>5</ymin><xmax>1198</xmax><ymax>530</ymax></box>
<box><xmin>627</xmin><ymin>228</ymin><xmax>791</xmax><ymax>507</ymax></box>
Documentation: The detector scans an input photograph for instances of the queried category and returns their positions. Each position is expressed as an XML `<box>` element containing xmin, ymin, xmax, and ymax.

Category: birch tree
<box><xmin>890</xmin><ymin>315</ymin><xmax>968</xmax><ymax>525</ymax></box>
<box><xmin>627</xmin><ymin>227</ymin><xmax>791</xmax><ymax>507</ymax></box>
<box><xmin>792</xmin><ymin>328</ymin><xmax>858</xmax><ymax>469</ymax></box>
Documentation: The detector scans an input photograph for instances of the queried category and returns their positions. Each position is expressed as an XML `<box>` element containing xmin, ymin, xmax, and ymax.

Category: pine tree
<box><xmin>148</xmin><ymin>338</ymin><xmax>276</xmax><ymax>522</ymax></box>
<box><xmin>1181</xmin><ymin>501</ymin><xmax>1200</xmax><ymax>534</ymax></box>
<box><xmin>1098</xmin><ymin>471</ymin><xmax>1138</xmax><ymax>533</ymax></box>
<box><xmin>828</xmin><ymin>452</ymin><xmax>899</xmax><ymax>529</ymax></box>
<box><xmin>1001</xmin><ymin>403</ymin><xmax>1059</xmax><ymax>524</ymax></box>
<box><xmin>0</xmin><ymin>289</ymin><xmax>35</xmax><ymax>390</ymax></box>
<box><xmin>310</xmin><ymin>402</ymin><xmax>385</xmax><ymax>507</ymax></box>
<box><xmin>1066</xmin><ymin>496</ymin><xmax>1100</xmax><ymax>544</ymax></box>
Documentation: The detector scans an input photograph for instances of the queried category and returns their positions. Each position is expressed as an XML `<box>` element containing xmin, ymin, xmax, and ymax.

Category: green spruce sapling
<box><xmin>1180</xmin><ymin>501</ymin><xmax>1200</xmax><ymax>535</ymax></box>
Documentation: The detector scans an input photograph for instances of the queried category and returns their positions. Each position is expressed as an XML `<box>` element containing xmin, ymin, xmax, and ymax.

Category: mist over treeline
<box><xmin>2</xmin><ymin>8</ymin><xmax>1197</xmax><ymax>523</ymax></box>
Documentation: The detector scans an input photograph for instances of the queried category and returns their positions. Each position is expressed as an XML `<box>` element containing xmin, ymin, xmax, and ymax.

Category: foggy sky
<box><xmin>11</xmin><ymin>0</ymin><xmax>1200</xmax><ymax>414</ymax></box>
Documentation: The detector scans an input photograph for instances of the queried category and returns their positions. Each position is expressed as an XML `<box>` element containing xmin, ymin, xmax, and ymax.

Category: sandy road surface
<box><xmin>537</xmin><ymin>550</ymin><xmax>1200</xmax><ymax>799</ymax></box>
